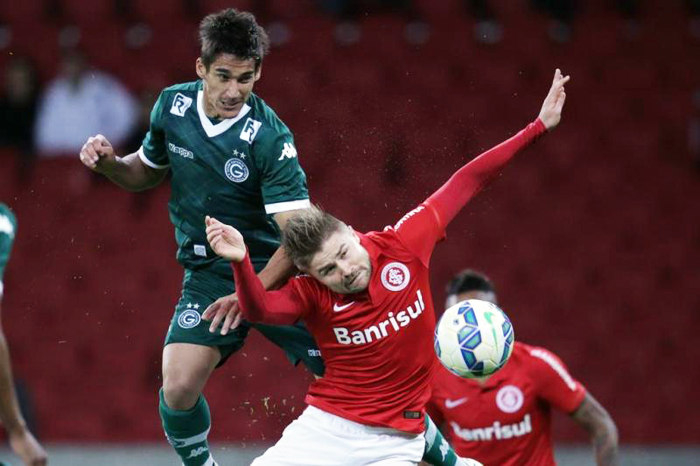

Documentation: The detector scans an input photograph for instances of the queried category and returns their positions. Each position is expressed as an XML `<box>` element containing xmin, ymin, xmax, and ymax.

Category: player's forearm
<box><xmin>426</xmin><ymin>118</ymin><xmax>546</xmax><ymax>227</ymax></box>
<box><xmin>591</xmin><ymin>420</ymin><xmax>619</xmax><ymax>466</ymax></box>
<box><xmin>231</xmin><ymin>253</ymin><xmax>302</xmax><ymax>325</ymax></box>
<box><xmin>0</xmin><ymin>333</ymin><xmax>27</xmax><ymax>434</ymax></box>
<box><xmin>99</xmin><ymin>152</ymin><xmax>166</xmax><ymax>192</ymax></box>
<box><xmin>257</xmin><ymin>246</ymin><xmax>297</xmax><ymax>291</ymax></box>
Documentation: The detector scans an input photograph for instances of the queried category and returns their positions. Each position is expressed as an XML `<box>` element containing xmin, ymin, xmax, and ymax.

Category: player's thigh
<box><xmin>162</xmin><ymin>343</ymin><xmax>220</xmax><ymax>392</ymax></box>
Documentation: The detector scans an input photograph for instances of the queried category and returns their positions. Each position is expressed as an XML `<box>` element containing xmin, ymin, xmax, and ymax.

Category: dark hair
<box><xmin>198</xmin><ymin>8</ymin><xmax>270</xmax><ymax>70</ymax></box>
<box><xmin>282</xmin><ymin>205</ymin><xmax>346</xmax><ymax>270</ymax></box>
<box><xmin>446</xmin><ymin>269</ymin><xmax>496</xmax><ymax>297</ymax></box>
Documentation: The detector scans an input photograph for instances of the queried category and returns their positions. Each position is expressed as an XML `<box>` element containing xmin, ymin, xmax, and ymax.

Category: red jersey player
<box><xmin>204</xmin><ymin>70</ymin><xmax>569</xmax><ymax>465</ymax></box>
<box><xmin>428</xmin><ymin>269</ymin><xmax>619</xmax><ymax>466</ymax></box>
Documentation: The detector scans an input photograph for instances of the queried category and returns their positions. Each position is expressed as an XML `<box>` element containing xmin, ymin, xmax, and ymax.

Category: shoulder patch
<box><xmin>278</xmin><ymin>142</ymin><xmax>298</xmax><ymax>161</ymax></box>
<box><xmin>240</xmin><ymin>118</ymin><xmax>262</xmax><ymax>143</ymax></box>
<box><xmin>170</xmin><ymin>93</ymin><xmax>193</xmax><ymax>117</ymax></box>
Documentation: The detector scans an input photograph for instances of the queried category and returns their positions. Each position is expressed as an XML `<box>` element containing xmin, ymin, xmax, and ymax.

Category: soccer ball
<box><xmin>434</xmin><ymin>299</ymin><xmax>514</xmax><ymax>378</ymax></box>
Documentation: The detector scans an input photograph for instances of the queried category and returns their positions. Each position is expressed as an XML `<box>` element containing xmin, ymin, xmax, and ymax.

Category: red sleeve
<box><xmin>528</xmin><ymin>347</ymin><xmax>587</xmax><ymax>414</ymax></box>
<box><xmin>232</xmin><ymin>252</ymin><xmax>308</xmax><ymax>325</ymax></box>
<box><xmin>425</xmin><ymin>118</ymin><xmax>547</xmax><ymax>229</ymax></box>
<box><xmin>392</xmin><ymin>203</ymin><xmax>444</xmax><ymax>266</ymax></box>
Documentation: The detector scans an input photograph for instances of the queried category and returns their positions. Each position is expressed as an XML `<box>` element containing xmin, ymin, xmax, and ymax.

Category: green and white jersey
<box><xmin>0</xmin><ymin>203</ymin><xmax>17</xmax><ymax>297</ymax></box>
<box><xmin>139</xmin><ymin>81</ymin><xmax>309</xmax><ymax>276</ymax></box>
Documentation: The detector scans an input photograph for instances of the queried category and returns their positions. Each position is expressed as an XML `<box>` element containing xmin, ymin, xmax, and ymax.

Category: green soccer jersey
<box><xmin>140</xmin><ymin>81</ymin><xmax>309</xmax><ymax>276</ymax></box>
<box><xmin>0</xmin><ymin>203</ymin><xmax>17</xmax><ymax>296</ymax></box>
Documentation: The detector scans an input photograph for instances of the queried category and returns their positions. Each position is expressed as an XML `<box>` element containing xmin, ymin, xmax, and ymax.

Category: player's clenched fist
<box><xmin>79</xmin><ymin>134</ymin><xmax>116</xmax><ymax>171</ymax></box>
<box><xmin>206</xmin><ymin>216</ymin><xmax>247</xmax><ymax>262</ymax></box>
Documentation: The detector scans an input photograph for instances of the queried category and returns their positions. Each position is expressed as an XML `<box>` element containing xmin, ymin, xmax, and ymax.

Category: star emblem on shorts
<box><xmin>186</xmin><ymin>303</ymin><xmax>200</xmax><ymax>309</ymax></box>
<box><xmin>232</xmin><ymin>149</ymin><xmax>247</xmax><ymax>159</ymax></box>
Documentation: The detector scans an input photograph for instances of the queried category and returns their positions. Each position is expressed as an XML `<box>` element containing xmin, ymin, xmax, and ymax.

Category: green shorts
<box><xmin>164</xmin><ymin>268</ymin><xmax>325</xmax><ymax>376</ymax></box>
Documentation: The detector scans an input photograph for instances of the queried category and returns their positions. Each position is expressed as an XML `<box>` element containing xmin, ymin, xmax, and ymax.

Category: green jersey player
<box><xmin>78</xmin><ymin>9</ymin><xmax>321</xmax><ymax>466</ymax></box>
<box><xmin>79</xmin><ymin>8</ymin><xmax>471</xmax><ymax>466</ymax></box>
<box><xmin>0</xmin><ymin>204</ymin><xmax>47</xmax><ymax>466</ymax></box>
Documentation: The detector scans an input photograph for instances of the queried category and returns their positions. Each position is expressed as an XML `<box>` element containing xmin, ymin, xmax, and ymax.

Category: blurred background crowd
<box><xmin>0</xmin><ymin>0</ymin><xmax>698</xmax><ymax>454</ymax></box>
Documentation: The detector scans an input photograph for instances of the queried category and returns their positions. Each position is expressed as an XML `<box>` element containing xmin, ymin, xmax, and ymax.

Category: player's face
<box><xmin>306</xmin><ymin>227</ymin><xmax>372</xmax><ymax>295</ymax></box>
<box><xmin>446</xmin><ymin>290</ymin><xmax>498</xmax><ymax>308</ymax></box>
<box><xmin>196</xmin><ymin>54</ymin><xmax>261</xmax><ymax>119</ymax></box>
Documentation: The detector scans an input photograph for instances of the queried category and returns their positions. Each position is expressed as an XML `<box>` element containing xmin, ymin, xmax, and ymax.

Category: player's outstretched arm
<box><xmin>571</xmin><ymin>392</ymin><xmax>620</xmax><ymax>466</ymax></box>
<box><xmin>205</xmin><ymin>217</ymin><xmax>304</xmax><ymax>325</ymax></box>
<box><xmin>79</xmin><ymin>135</ymin><xmax>167</xmax><ymax>192</ymax></box>
<box><xmin>0</xmin><ymin>307</ymin><xmax>48</xmax><ymax>466</ymax></box>
<box><xmin>203</xmin><ymin>210</ymin><xmax>301</xmax><ymax>335</ymax></box>
<box><xmin>425</xmin><ymin>69</ymin><xmax>570</xmax><ymax>229</ymax></box>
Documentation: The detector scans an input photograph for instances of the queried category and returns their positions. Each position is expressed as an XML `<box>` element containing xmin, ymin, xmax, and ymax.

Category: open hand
<box><xmin>202</xmin><ymin>293</ymin><xmax>243</xmax><ymax>335</ymax></box>
<box><xmin>538</xmin><ymin>68</ymin><xmax>570</xmax><ymax>131</ymax></box>
<box><xmin>205</xmin><ymin>216</ymin><xmax>246</xmax><ymax>262</ymax></box>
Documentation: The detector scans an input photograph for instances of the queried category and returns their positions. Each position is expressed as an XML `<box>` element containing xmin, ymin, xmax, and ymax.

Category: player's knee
<box><xmin>162</xmin><ymin>375</ymin><xmax>201</xmax><ymax>410</ymax></box>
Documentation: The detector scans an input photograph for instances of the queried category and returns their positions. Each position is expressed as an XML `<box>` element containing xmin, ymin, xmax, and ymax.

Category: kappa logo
<box><xmin>445</xmin><ymin>397</ymin><xmax>468</xmax><ymax>409</ymax></box>
<box><xmin>170</xmin><ymin>93</ymin><xmax>193</xmax><ymax>117</ymax></box>
<box><xmin>224</xmin><ymin>158</ymin><xmax>249</xmax><ymax>183</ymax></box>
<box><xmin>496</xmin><ymin>385</ymin><xmax>524</xmax><ymax>413</ymax></box>
<box><xmin>333</xmin><ymin>301</ymin><xmax>355</xmax><ymax>312</ymax></box>
<box><xmin>240</xmin><ymin>118</ymin><xmax>262</xmax><ymax>143</ymax></box>
<box><xmin>380</xmin><ymin>262</ymin><xmax>410</xmax><ymax>292</ymax></box>
<box><xmin>278</xmin><ymin>142</ymin><xmax>297</xmax><ymax>161</ymax></box>
<box><xmin>439</xmin><ymin>439</ymin><xmax>449</xmax><ymax>460</ymax></box>
<box><xmin>168</xmin><ymin>142</ymin><xmax>193</xmax><ymax>159</ymax></box>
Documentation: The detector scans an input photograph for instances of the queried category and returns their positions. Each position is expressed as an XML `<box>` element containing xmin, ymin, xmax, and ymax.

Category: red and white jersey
<box><xmin>288</xmin><ymin>204</ymin><xmax>445</xmax><ymax>434</ymax></box>
<box><xmin>428</xmin><ymin>342</ymin><xmax>586</xmax><ymax>465</ymax></box>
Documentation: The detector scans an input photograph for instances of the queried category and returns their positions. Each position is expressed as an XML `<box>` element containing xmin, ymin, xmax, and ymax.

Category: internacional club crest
<box><xmin>178</xmin><ymin>303</ymin><xmax>201</xmax><ymax>329</ymax></box>
<box><xmin>224</xmin><ymin>158</ymin><xmax>249</xmax><ymax>183</ymax></box>
<box><xmin>380</xmin><ymin>262</ymin><xmax>410</xmax><ymax>292</ymax></box>
<box><xmin>496</xmin><ymin>385</ymin><xmax>524</xmax><ymax>413</ymax></box>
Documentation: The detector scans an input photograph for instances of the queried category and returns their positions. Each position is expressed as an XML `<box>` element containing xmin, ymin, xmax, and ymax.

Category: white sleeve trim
<box><xmin>530</xmin><ymin>348</ymin><xmax>577</xmax><ymax>391</ymax></box>
<box><xmin>138</xmin><ymin>146</ymin><xmax>170</xmax><ymax>170</ymax></box>
<box><xmin>265</xmin><ymin>199</ymin><xmax>311</xmax><ymax>214</ymax></box>
<box><xmin>0</xmin><ymin>280</ymin><xmax>3</xmax><ymax>297</ymax></box>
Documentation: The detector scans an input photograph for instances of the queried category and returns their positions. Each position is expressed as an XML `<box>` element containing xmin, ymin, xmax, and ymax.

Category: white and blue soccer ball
<box><xmin>434</xmin><ymin>299</ymin><xmax>514</xmax><ymax>378</ymax></box>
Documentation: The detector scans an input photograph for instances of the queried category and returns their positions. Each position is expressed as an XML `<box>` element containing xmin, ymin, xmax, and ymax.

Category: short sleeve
<box><xmin>392</xmin><ymin>203</ymin><xmax>445</xmax><ymax>267</ymax></box>
<box><xmin>139</xmin><ymin>90</ymin><xmax>170</xmax><ymax>169</ymax></box>
<box><xmin>529</xmin><ymin>347</ymin><xmax>586</xmax><ymax>414</ymax></box>
<box><xmin>252</xmin><ymin>128</ymin><xmax>310</xmax><ymax>215</ymax></box>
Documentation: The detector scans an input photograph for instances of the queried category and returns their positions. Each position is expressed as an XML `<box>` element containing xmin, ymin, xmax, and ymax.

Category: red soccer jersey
<box><xmin>428</xmin><ymin>342</ymin><xmax>586</xmax><ymax>465</ymax></box>
<box><xmin>289</xmin><ymin>203</ymin><xmax>445</xmax><ymax>433</ymax></box>
<box><xmin>231</xmin><ymin>119</ymin><xmax>546</xmax><ymax>435</ymax></box>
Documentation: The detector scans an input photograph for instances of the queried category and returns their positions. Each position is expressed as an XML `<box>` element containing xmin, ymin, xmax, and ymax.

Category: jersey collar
<box><xmin>196</xmin><ymin>90</ymin><xmax>251</xmax><ymax>138</ymax></box>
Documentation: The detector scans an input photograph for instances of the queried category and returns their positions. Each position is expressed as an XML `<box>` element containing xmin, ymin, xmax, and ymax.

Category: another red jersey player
<box><xmin>204</xmin><ymin>70</ymin><xmax>569</xmax><ymax>466</ymax></box>
<box><xmin>428</xmin><ymin>269</ymin><xmax>619</xmax><ymax>466</ymax></box>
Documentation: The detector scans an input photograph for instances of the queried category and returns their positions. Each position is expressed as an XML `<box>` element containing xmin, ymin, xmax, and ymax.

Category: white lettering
<box><xmin>332</xmin><ymin>290</ymin><xmax>425</xmax><ymax>345</ymax></box>
<box><xmin>334</xmin><ymin>327</ymin><xmax>351</xmax><ymax>344</ymax></box>
<box><xmin>393</xmin><ymin>206</ymin><xmax>425</xmax><ymax>231</ymax></box>
<box><xmin>450</xmin><ymin>414</ymin><xmax>532</xmax><ymax>442</ymax></box>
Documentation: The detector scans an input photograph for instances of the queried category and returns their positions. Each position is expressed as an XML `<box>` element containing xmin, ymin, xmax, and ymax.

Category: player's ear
<box><xmin>254</xmin><ymin>63</ymin><xmax>262</xmax><ymax>81</ymax></box>
<box><xmin>196</xmin><ymin>58</ymin><xmax>207</xmax><ymax>79</ymax></box>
